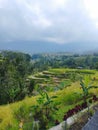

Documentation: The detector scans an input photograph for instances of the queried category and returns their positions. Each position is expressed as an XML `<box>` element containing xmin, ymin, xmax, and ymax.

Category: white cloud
<box><xmin>0</xmin><ymin>0</ymin><xmax>98</xmax><ymax>44</ymax></box>
<box><xmin>84</xmin><ymin>0</ymin><xmax>98</xmax><ymax>28</ymax></box>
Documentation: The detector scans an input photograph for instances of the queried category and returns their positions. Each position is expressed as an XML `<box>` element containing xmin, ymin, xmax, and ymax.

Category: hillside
<box><xmin>1</xmin><ymin>51</ymin><xmax>98</xmax><ymax>129</ymax></box>
<box><xmin>1</xmin><ymin>41</ymin><xmax>98</xmax><ymax>54</ymax></box>
<box><xmin>0</xmin><ymin>68</ymin><xmax>98</xmax><ymax>130</ymax></box>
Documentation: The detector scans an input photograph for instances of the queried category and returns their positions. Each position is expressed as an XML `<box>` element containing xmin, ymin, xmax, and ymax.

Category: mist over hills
<box><xmin>0</xmin><ymin>0</ymin><xmax>98</xmax><ymax>55</ymax></box>
<box><xmin>0</xmin><ymin>41</ymin><xmax>98</xmax><ymax>54</ymax></box>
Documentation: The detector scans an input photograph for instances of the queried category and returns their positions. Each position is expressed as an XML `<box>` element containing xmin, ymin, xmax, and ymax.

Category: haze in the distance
<box><xmin>0</xmin><ymin>0</ymin><xmax>98</xmax><ymax>53</ymax></box>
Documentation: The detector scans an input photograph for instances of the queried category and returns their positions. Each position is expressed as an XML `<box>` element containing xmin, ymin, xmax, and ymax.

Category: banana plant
<box><xmin>80</xmin><ymin>75</ymin><xmax>98</xmax><ymax>118</ymax></box>
<box><xmin>80</xmin><ymin>76</ymin><xmax>98</xmax><ymax>99</ymax></box>
<box><xmin>31</xmin><ymin>90</ymin><xmax>58</xmax><ymax>129</ymax></box>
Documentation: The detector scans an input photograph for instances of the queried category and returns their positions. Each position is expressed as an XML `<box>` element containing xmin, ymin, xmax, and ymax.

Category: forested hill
<box><xmin>31</xmin><ymin>52</ymin><xmax>98</xmax><ymax>71</ymax></box>
<box><xmin>1</xmin><ymin>41</ymin><xmax>98</xmax><ymax>54</ymax></box>
<box><xmin>1</xmin><ymin>51</ymin><xmax>98</xmax><ymax>105</ymax></box>
<box><xmin>0</xmin><ymin>51</ymin><xmax>33</xmax><ymax>104</ymax></box>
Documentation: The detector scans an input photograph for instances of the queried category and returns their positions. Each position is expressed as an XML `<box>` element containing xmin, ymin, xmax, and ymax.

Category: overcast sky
<box><xmin>0</xmin><ymin>0</ymin><xmax>98</xmax><ymax>44</ymax></box>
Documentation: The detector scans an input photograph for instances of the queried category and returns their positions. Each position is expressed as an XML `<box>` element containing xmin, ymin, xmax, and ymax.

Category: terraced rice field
<box><xmin>0</xmin><ymin>68</ymin><xmax>98</xmax><ymax>130</ymax></box>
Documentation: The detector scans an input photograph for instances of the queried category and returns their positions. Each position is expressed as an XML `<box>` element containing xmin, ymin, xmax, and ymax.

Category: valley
<box><xmin>0</xmin><ymin>51</ymin><xmax>98</xmax><ymax>129</ymax></box>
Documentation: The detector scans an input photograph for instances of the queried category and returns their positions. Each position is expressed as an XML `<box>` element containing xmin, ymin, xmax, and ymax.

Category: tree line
<box><xmin>0</xmin><ymin>51</ymin><xmax>34</xmax><ymax>104</ymax></box>
<box><xmin>31</xmin><ymin>53</ymin><xmax>98</xmax><ymax>71</ymax></box>
<box><xmin>1</xmin><ymin>51</ymin><xmax>98</xmax><ymax>104</ymax></box>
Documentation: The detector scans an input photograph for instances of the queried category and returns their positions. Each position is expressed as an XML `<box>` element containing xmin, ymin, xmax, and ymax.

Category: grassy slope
<box><xmin>0</xmin><ymin>69</ymin><xmax>98</xmax><ymax>129</ymax></box>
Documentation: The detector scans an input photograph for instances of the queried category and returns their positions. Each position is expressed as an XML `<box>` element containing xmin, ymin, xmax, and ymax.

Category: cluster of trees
<box><xmin>1</xmin><ymin>51</ymin><xmax>98</xmax><ymax>105</ymax></box>
<box><xmin>32</xmin><ymin>53</ymin><xmax>98</xmax><ymax>71</ymax></box>
<box><xmin>0</xmin><ymin>51</ymin><xmax>34</xmax><ymax>104</ymax></box>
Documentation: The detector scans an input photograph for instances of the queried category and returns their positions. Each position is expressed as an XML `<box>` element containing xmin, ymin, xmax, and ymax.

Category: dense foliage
<box><xmin>0</xmin><ymin>60</ymin><xmax>98</xmax><ymax>129</ymax></box>
<box><xmin>0</xmin><ymin>51</ymin><xmax>33</xmax><ymax>104</ymax></box>
<box><xmin>1</xmin><ymin>51</ymin><xmax>98</xmax><ymax>105</ymax></box>
<box><xmin>32</xmin><ymin>53</ymin><xmax>98</xmax><ymax>71</ymax></box>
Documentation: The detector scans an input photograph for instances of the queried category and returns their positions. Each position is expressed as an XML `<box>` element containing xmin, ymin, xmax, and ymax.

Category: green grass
<box><xmin>0</xmin><ymin>68</ymin><xmax>98</xmax><ymax>129</ymax></box>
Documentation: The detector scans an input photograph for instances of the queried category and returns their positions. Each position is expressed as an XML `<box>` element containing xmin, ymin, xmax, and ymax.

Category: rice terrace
<box><xmin>0</xmin><ymin>51</ymin><xmax>98</xmax><ymax>130</ymax></box>
<box><xmin>1</xmin><ymin>0</ymin><xmax>98</xmax><ymax>129</ymax></box>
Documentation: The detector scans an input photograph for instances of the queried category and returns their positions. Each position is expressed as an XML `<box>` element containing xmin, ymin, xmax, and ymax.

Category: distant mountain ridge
<box><xmin>0</xmin><ymin>41</ymin><xmax>98</xmax><ymax>54</ymax></box>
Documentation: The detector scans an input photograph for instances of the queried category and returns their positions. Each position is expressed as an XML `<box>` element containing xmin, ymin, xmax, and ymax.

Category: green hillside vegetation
<box><xmin>0</xmin><ymin>68</ymin><xmax>98</xmax><ymax>129</ymax></box>
<box><xmin>1</xmin><ymin>51</ymin><xmax>98</xmax><ymax>129</ymax></box>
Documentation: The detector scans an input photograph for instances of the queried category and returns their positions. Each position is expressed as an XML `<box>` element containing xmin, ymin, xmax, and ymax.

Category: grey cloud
<box><xmin>0</xmin><ymin>0</ymin><xmax>98</xmax><ymax>44</ymax></box>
